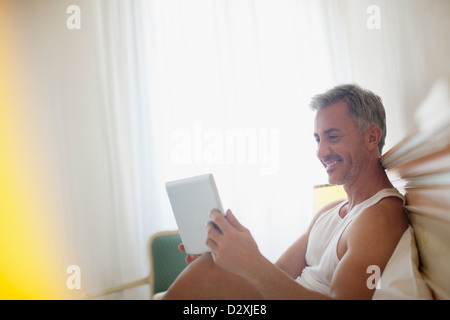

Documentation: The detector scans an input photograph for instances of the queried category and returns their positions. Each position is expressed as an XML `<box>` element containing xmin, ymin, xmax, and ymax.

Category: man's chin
<box><xmin>327</xmin><ymin>174</ymin><xmax>344</xmax><ymax>186</ymax></box>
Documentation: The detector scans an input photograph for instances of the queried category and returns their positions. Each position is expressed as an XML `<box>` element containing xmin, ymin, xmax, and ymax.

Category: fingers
<box><xmin>206</xmin><ymin>209</ymin><xmax>249</xmax><ymax>258</ymax></box>
<box><xmin>207</xmin><ymin>209</ymin><xmax>247</xmax><ymax>239</ymax></box>
<box><xmin>205</xmin><ymin>233</ymin><xmax>219</xmax><ymax>251</ymax></box>
<box><xmin>206</xmin><ymin>211</ymin><xmax>224</xmax><ymax>253</ymax></box>
<box><xmin>225</xmin><ymin>209</ymin><xmax>247</xmax><ymax>232</ymax></box>
<box><xmin>185</xmin><ymin>255</ymin><xmax>198</xmax><ymax>264</ymax></box>
<box><xmin>209</xmin><ymin>209</ymin><xmax>230</xmax><ymax>235</ymax></box>
<box><xmin>206</xmin><ymin>220</ymin><xmax>222</xmax><ymax>244</ymax></box>
<box><xmin>205</xmin><ymin>222</ymin><xmax>221</xmax><ymax>262</ymax></box>
<box><xmin>178</xmin><ymin>243</ymin><xmax>199</xmax><ymax>264</ymax></box>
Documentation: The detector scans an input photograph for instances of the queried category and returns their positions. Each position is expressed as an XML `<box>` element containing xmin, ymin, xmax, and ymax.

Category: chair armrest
<box><xmin>84</xmin><ymin>276</ymin><xmax>150</xmax><ymax>299</ymax></box>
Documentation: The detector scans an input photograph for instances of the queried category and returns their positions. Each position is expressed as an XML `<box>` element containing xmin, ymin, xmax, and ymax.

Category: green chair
<box><xmin>87</xmin><ymin>230</ymin><xmax>188</xmax><ymax>299</ymax></box>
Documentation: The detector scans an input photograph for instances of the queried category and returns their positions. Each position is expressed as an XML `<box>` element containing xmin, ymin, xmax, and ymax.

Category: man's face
<box><xmin>313</xmin><ymin>101</ymin><xmax>368</xmax><ymax>186</ymax></box>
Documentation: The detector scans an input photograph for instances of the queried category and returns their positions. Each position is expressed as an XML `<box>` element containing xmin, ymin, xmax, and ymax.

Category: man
<box><xmin>162</xmin><ymin>84</ymin><xmax>424</xmax><ymax>300</ymax></box>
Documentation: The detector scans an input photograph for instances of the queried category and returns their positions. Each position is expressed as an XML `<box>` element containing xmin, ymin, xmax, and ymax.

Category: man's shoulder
<box><xmin>350</xmin><ymin>196</ymin><xmax>408</xmax><ymax>241</ymax></box>
<box><xmin>366</xmin><ymin>195</ymin><xmax>406</xmax><ymax>220</ymax></box>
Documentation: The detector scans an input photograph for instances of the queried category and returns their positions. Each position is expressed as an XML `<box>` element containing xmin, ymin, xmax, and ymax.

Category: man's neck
<box><xmin>343</xmin><ymin>160</ymin><xmax>394</xmax><ymax>211</ymax></box>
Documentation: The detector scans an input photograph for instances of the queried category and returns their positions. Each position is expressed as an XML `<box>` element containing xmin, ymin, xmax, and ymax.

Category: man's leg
<box><xmin>162</xmin><ymin>254</ymin><xmax>264</xmax><ymax>300</ymax></box>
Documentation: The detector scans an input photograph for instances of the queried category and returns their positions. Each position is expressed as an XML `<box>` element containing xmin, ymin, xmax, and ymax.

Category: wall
<box><xmin>340</xmin><ymin>0</ymin><xmax>450</xmax><ymax>151</ymax></box>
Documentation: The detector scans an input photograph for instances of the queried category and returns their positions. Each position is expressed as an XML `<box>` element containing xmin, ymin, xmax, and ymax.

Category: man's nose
<box><xmin>317</xmin><ymin>140</ymin><xmax>331</xmax><ymax>161</ymax></box>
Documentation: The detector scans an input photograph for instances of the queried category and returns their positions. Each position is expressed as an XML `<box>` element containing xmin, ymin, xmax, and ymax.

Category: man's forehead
<box><xmin>313</xmin><ymin>101</ymin><xmax>355</xmax><ymax>133</ymax></box>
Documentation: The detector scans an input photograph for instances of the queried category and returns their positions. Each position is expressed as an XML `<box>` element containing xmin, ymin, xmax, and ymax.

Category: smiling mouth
<box><xmin>323</xmin><ymin>159</ymin><xmax>342</xmax><ymax>171</ymax></box>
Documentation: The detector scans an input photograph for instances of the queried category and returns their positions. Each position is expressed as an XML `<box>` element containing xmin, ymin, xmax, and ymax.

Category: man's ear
<box><xmin>365</xmin><ymin>126</ymin><xmax>381</xmax><ymax>152</ymax></box>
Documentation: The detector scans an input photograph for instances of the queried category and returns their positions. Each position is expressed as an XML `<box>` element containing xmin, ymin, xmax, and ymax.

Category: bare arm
<box><xmin>329</xmin><ymin>198</ymin><xmax>408</xmax><ymax>299</ymax></box>
<box><xmin>207</xmin><ymin>209</ymin><xmax>331</xmax><ymax>299</ymax></box>
<box><xmin>207</xmin><ymin>197</ymin><xmax>407</xmax><ymax>300</ymax></box>
<box><xmin>275</xmin><ymin>199</ymin><xmax>346</xmax><ymax>279</ymax></box>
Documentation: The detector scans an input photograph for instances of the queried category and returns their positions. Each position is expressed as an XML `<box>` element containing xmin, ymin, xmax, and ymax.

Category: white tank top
<box><xmin>296</xmin><ymin>188</ymin><xmax>406</xmax><ymax>296</ymax></box>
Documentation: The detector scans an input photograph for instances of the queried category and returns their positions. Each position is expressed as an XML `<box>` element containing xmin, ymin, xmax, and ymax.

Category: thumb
<box><xmin>225</xmin><ymin>209</ymin><xmax>247</xmax><ymax>232</ymax></box>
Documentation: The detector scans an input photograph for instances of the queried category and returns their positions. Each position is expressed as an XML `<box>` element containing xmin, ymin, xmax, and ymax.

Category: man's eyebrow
<box><xmin>323</xmin><ymin>128</ymin><xmax>340</xmax><ymax>134</ymax></box>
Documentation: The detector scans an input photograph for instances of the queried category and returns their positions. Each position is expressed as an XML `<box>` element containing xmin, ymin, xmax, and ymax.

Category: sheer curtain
<box><xmin>143</xmin><ymin>0</ymin><xmax>341</xmax><ymax>256</ymax></box>
<box><xmin>82</xmin><ymin>0</ymin><xmax>348</xmax><ymax>298</ymax></box>
<box><xmin>5</xmin><ymin>0</ymin><xmax>446</xmax><ymax>299</ymax></box>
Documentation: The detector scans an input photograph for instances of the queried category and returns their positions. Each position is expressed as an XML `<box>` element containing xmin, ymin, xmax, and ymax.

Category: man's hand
<box><xmin>177</xmin><ymin>243</ymin><xmax>199</xmax><ymax>264</ymax></box>
<box><xmin>206</xmin><ymin>209</ymin><xmax>264</xmax><ymax>279</ymax></box>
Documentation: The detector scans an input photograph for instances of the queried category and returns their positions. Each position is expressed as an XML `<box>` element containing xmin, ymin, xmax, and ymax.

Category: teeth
<box><xmin>326</xmin><ymin>160</ymin><xmax>340</xmax><ymax>168</ymax></box>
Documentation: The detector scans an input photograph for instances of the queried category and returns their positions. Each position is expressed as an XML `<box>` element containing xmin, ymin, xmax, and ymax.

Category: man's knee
<box><xmin>162</xmin><ymin>254</ymin><xmax>263</xmax><ymax>300</ymax></box>
<box><xmin>162</xmin><ymin>254</ymin><xmax>219</xmax><ymax>299</ymax></box>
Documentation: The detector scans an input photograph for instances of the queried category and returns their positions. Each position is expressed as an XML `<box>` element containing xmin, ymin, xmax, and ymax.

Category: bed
<box><xmin>380</xmin><ymin>78</ymin><xmax>450</xmax><ymax>299</ymax></box>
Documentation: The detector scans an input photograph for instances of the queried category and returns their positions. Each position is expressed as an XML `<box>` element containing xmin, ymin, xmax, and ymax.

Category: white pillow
<box><xmin>372</xmin><ymin>226</ymin><xmax>433</xmax><ymax>300</ymax></box>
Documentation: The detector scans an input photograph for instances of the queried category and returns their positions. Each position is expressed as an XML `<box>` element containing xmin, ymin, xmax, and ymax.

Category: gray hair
<box><xmin>310</xmin><ymin>83</ymin><xmax>387</xmax><ymax>155</ymax></box>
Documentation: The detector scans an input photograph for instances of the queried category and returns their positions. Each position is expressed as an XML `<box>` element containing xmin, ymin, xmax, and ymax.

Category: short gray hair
<box><xmin>310</xmin><ymin>83</ymin><xmax>387</xmax><ymax>154</ymax></box>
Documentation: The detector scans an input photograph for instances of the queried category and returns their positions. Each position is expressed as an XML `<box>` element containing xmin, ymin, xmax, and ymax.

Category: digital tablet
<box><xmin>165</xmin><ymin>173</ymin><xmax>225</xmax><ymax>255</ymax></box>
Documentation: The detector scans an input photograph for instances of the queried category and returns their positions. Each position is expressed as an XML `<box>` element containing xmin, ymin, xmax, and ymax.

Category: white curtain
<box><xmin>5</xmin><ymin>0</ymin><xmax>447</xmax><ymax>299</ymax></box>
<box><xmin>0</xmin><ymin>0</ymin><xmax>353</xmax><ymax>299</ymax></box>
<box><xmin>74</xmin><ymin>0</ymin><xmax>348</xmax><ymax>298</ymax></box>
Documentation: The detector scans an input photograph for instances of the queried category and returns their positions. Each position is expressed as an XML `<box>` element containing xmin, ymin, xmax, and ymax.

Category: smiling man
<box><xmin>162</xmin><ymin>84</ymin><xmax>431</xmax><ymax>300</ymax></box>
